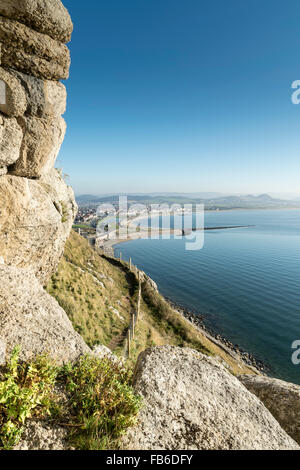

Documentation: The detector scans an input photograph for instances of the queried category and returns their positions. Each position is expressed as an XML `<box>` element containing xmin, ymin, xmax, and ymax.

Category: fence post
<box><xmin>132</xmin><ymin>315</ymin><xmax>135</xmax><ymax>339</ymax></box>
<box><xmin>129</xmin><ymin>258</ymin><xmax>132</xmax><ymax>271</ymax></box>
<box><xmin>127</xmin><ymin>329</ymin><xmax>130</xmax><ymax>358</ymax></box>
<box><xmin>119</xmin><ymin>252</ymin><xmax>122</xmax><ymax>262</ymax></box>
<box><xmin>137</xmin><ymin>273</ymin><xmax>141</xmax><ymax>321</ymax></box>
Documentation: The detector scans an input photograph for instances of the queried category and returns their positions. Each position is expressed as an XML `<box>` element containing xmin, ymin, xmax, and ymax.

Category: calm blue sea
<box><xmin>114</xmin><ymin>209</ymin><xmax>300</xmax><ymax>384</ymax></box>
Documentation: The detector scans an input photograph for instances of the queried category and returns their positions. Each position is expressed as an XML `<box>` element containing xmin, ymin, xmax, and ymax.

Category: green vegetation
<box><xmin>0</xmin><ymin>347</ymin><xmax>57</xmax><ymax>450</ymax></box>
<box><xmin>58</xmin><ymin>355</ymin><xmax>141</xmax><ymax>450</ymax></box>
<box><xmin>73</xmin><ymin>224</ymin><xmax>96</xmax><ymax>234</ymax></box>
<box><xmin>47</xmin><ymin>231</ymin><xmax>132</xmax><ymax>352</ymax></box>
<box><xmin>0</xmin><ymin>348</ymin><xmax>140</xmax><ymax>450</ymax></box>
<box><xmin>60</xmin><ymin>201</ymin><xmax>69</xmax><ymax>223</ymax></box>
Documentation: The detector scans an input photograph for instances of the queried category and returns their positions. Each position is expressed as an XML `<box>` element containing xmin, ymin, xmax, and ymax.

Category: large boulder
<box><xmin>0</xmin><ymin>0</ymin><xmax>73</xmax><ymax>43</ymax></box>
<box><xmin>239</xmin><ymin>375</ymin><xmax>300</xmax><ymax>445</ymax></box>
<box><xmin>123</xmin><ymin>346</ymin><xmax>299</xmax><ymax>450</ymax></box>
<box><xmin>0</xmin><ymin>264</ymin><xmax>91</xmax><ymax>364</ymax></box>
<box><xmin>0</xmin><ymin>170</ymin><xmax>77</xmax><ymax>285</ymax></box>
<box><xmin>0</xmin><ymin>16</ymin><xmax>70</xmax><ymax>80</ymax></box>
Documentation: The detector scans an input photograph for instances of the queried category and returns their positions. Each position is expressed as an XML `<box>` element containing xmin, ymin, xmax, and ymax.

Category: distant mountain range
<box><xmin>76</xmin><ymin>193</ymin><xmax>300</xmax><ymax>210</ymax></box>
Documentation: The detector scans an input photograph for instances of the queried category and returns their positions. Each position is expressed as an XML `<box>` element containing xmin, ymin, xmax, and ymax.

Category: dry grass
<box><xmin>47</xmin><ymin>232</ymin><xmax>132</xmax><ymax>350</ymax></box>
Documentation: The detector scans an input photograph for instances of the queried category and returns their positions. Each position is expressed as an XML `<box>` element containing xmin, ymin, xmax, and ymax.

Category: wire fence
<box><xmin>118</xmin><ymin>252</ymin><xmax>142</xmax><ymax>359</ymax></box>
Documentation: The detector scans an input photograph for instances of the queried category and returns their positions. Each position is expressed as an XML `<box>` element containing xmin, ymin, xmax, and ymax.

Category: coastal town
<box><xmin>73</xmin><ymin>202</ymin><xmax>194</xmax><ymax>249</ymax></box>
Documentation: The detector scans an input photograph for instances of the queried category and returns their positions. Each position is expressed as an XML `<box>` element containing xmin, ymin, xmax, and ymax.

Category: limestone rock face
<box><xmin>14</xmin><ymin>420</ymin><xmax>70</xmax><ymax>451</ymax></box>
<box><xmin>0</xmin><ymin>16</ymin><xmax>70</xmax><ymax>80</ymax></box>
<box><xmin>14</xmin><ymin>421</ymin><xmax>70</xmax><ymax>451</ymax></box>
<box><xmin>0</xmin><ymin>114</ymin><xmax>23</xmax><ymax>167</ymax></box>
<box><xmin>0</xmin><ymin>66</ymin><xmax>67</xmax><ymax>177</ymax></box>
<box><xmin>123</xmin><ymin>346</ymin><xmax>299</xmax><ymax>450</ymax></box>
<box><xmin>0</xmin><ymin>67</ymin><xmax>27</xmax><ymax>117</ymax></box>
<box><xmin>10</xmin><ymin>69</ymin><xmax>67</xmax><ymax>118</ymax></box>
<box><xmin>0</xmin><ymin>170</ymin><xmax>76</xmax><ymax>285</ymax></box>
<box><xmin>10</xmin><ymin>115</ymin><xmax>66</xmax><ymax>178</ymax></box>
<box><xmin>0</xmin><ymin>264</ymin><xmax>91</xmax><ymax>364</ymax></box>
<box><xmin>93</xmin><ymin>344</ymin><xmax>125</xmax><ymax>366</ymax></box>
<box><xmin>0</xmin><ymin>0</ymin><xmax>73</xmax><ymax>43</ymax></box>
<box><xmin>239</xmin><ymin>375</ymin><xmax>300</xmax><ymax>446</ymax></box>
<box><xmin>0</xmin><ymin>1</ymin><xmax>74</xmax><ymax>283</ymax></box>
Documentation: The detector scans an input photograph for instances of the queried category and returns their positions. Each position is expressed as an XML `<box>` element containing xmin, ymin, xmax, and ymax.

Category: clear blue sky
<box><xmin>60</xmin><ymin>0</ymin><xmax>300</xmax><ymax>196</ymax></box>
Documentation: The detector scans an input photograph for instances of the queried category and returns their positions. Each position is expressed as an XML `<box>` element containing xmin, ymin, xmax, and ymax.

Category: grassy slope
<box><xmin>47</xmin><ymin>231</ymin><xmax>256</xmax><ymax>375</ymax></box>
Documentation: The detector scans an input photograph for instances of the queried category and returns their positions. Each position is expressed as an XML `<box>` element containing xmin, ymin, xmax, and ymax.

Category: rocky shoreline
<box><xmin>164</xmin><ymin>296</ymin><xmax>268</xmax><ymax>373</ymax></box>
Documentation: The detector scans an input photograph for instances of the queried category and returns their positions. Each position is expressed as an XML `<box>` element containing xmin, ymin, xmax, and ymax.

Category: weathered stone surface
<box><xmin>0</xmin><ymin>167</ymin><xmax>7</xmax><ymax>176</ymax></box>
<box><xmin>0</xmin><ymin>264</ymin><xmax>90</xmax><ymax>364</ymax></box>
<box><xmin>40</xmin><ymin>167</ymin><xmax>77</xmax><ymax>221</ymax></box>
<box><xmin>0</xmin><ymin>17</ymin><xmax>70</xmax><ymax>80</ymax></box>
<box><xmin>14</xmin><ymin>420</ymin><xmax>70</xmax><ymax>451</ymax></box>
<box><xmin>239</xmin><ymin>374</ymin><xmax>300</xmax><ymax>445</ymax></box>
<box><xmin>93</xmin><ymin>344</ymin><xmax>125</xmax><ymax>366</ymax></box>
<box><xmin>0</xmin><ymin>67</ymin><xmax>27</xmax><ymax>116</ymax></box>
<box><xmin>0</xmin><ymin>170</ymin><xmax>77</xmax><ymax>285</ymax></box>
<box><xmin>0</xmin><ymin>0</ymin><xmax>73</xmax><ymax>43</ymax></box>
<box><xmin>10</xmin><ymin>115</ymin><xmax>66</xmax><ymax>178</ymax></box>
<box><xmin>123</xmin><ymin>346</ymin><xmax>299</xmax><ymax>450</ymax></box>
<box><xmin>0</xmin><ymin>114</ymin><xmax>23</xmax><ymax>166</ymax></box>
<box><xmin>11</xmin><ymin>69</ymin><xmax>67</xmax><ymax>118</ymax></box>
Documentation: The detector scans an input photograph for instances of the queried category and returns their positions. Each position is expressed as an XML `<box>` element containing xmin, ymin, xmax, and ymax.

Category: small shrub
<box><xmin>60</xmin><ymin>201</ymin><xmax>69</xmax><ymax>223</ymax></box>
<box><xmin>0</xmin><ymin>347</ymin><xmax>58</xmax><ymax>450</ymax></box>
<box><xmin>0</xmin><ymin>349</ymin><xmax>141</xmax><ymax>451</ymax></box>
<box><xmin>58</xmin><ymin>355</ymin><xmax>141</xmax><ymax>450</ymax></box>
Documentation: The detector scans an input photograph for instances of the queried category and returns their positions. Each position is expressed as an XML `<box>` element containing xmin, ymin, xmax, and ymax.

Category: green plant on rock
<box><xmin>58</xmin><ymin>355</ymin><xmax>141</xmax><ymax>450</ymax></box>
<box><xmin>0</xmin><ymin>348</ymin><xmax>141</xmax><ymax>451</ymax></box>
<box><xmin>0</xmin><ymin>347</ymin><xmax>58</xmax><ymax>450</ymax></box>
<box><xmin>60</xmin><ymin>201</ymin><xmax>69</xmax><ymax>223</ymax></box>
